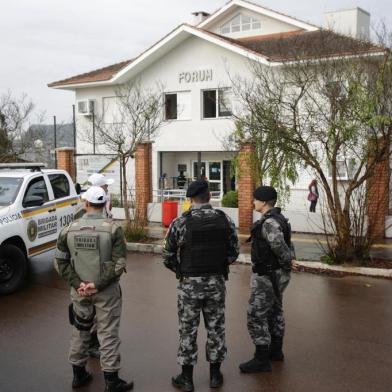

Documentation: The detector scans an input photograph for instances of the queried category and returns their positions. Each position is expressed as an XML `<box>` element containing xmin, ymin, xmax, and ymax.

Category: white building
<box><xmin>49</xmin><ymin>0</ymin><xmax>390</xmax><ymax>235</ymax></box>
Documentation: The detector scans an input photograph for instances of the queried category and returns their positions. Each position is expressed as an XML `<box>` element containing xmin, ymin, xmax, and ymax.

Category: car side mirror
<box><xmin>23</xmin><ymin>195</ymin><xmax>44</xmax><ymax>208</ymax></box>
<box><xmin>75</xmin><ymin>183</ymin><xmax>82</xmax><ymax>195</ymax></box>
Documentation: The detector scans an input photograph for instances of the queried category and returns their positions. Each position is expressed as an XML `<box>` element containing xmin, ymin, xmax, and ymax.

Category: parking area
<box><xmin>1</xmin><ymin>252</ymin><xmax>392</xmax><ymax>392</ymax></box>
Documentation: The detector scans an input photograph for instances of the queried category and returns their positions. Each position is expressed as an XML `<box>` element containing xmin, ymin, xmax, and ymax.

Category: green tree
<box><xmin>232</xmin><ymin>30</ymin><xmax>392</xmax><ymax>263</ymax></box>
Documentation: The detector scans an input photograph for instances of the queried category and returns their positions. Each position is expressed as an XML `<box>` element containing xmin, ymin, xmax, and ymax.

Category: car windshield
<box><xmin>0</xmin><ymin>177</ymin><xmax>23</xmax><ymax>206</ymax></box>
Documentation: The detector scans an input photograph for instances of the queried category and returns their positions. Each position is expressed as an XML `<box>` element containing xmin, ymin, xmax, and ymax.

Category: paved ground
<box><xmin>1</xmin><ymin>252</ymin><xmax>392</xmax><ymax>392</ymax></box>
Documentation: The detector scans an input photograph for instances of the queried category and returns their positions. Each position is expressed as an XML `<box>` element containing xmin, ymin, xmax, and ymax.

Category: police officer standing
<box><xmin>87</xmin><ymin>173</ymin><xmax>116</xmax><ymax>358</ymax></box>
<box><xmin>54</xmin><ymin>186</ymin><xmax>133</xmax><ymax>391</ymax></box>
<box><xmin>163</xmin><ymin>180</ymin><xmax>239</xmax><ymax>392</ymax></box>
<box><xmin>88</xmin><ymin>173</ymin><xmax>115</xmax><ymax>218</ymax></box>
<box><xmin>239</xmin><ymin>186</ymin><xmax>295</xmax><ymax>374</ymax></box>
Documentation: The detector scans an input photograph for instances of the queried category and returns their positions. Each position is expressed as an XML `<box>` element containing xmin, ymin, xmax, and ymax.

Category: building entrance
<box><xmin>192</xmin><ymin>161</ymin><xmax>222</xmax><ymax>196</ymax></box>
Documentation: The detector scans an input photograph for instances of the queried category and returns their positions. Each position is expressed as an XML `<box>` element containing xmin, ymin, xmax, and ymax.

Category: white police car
<box><xmin>0</xmin><ymin>163</ymin><xmax>83</xmax><ymax>294</ymax></box>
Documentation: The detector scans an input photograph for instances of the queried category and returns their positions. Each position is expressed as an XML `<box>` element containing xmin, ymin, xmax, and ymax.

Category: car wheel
<box><xmin>0</xmin><ymin>244</ymin><xmax>28</xmax><ymax>295</ymax></box>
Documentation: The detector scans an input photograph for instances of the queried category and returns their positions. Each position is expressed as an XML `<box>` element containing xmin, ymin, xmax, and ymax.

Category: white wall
<box><xmin>324</xmin><ymin>8</ymin><xmax>370</xmax><ymax>39</ymax></box>
<box><xmin>139</xmin><ymin>36</ymin><xmax>250</xmax><ymax>152</ymax></box>
<box><xmin>75</xmin><ymin>85</ymin><xmax>117</xmax><ymax>155</ymax></box>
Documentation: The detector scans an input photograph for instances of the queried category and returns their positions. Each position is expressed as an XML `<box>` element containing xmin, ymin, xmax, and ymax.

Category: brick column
<box><xmin>367</xmin><ymin>138</ymin><xmax>390</xmax><ymax>239</ymax></box>
<box><xmin>56</xmin><ymin>147</ymin><xmax>76</xmax><ymax>182</ymax></box>
<box><xmin>238</xmin><ymin>142</ymin><xmax>256</xmax><ymax>231</ymax></box>
<box><xmin>135</xmin><ymin>141</ymin><xmax>153</xmax><ymax>222</ymax></box>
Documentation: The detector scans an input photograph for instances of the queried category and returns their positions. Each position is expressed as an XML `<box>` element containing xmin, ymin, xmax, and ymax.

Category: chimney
<box><xmin>324</xmin><ymin>7</ymin><xmax>370</xmax><ymax>40</ymax></box>
<box><xmin>191</xmin><ymin>11</ymin><xmax>210</xmax><ymax>26</ymax></box>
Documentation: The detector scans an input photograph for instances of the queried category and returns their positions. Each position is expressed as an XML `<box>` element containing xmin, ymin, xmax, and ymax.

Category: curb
<box><xmin>126</xmin><ymin>242</ymin><xmax>163</xmax><ymax>254</ymax></box>
<box><xmin>126</xmin><ymin>242</ymin><xmax>392</xmax><ymax>279</ymax></box>
<box><xmin>294</xmin><ymin>261</ymin><xmax>392</xmax><ymax>279</ymax></box>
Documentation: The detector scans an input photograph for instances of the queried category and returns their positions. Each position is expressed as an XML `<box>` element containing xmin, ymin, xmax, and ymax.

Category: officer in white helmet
<box><xmin>88</xmin><ymin>173</ymin><xmax>115</xmax><ymax>218</ymax></box>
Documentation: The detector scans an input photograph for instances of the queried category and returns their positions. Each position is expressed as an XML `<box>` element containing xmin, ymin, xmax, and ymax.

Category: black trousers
<box><xmin>309</xmin><ymin>200</ymin><xmax>317</xmax><ymax>212</ymax></box>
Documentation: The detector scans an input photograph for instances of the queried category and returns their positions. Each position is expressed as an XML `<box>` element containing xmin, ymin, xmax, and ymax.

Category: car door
<box><xmin>22</xmin><ymin>175</ymin><xmax>58</xmax><ymax>257</ymax></box>
<box><xmin>48</xmin><ymin>173</ymin><xmax>78</xmax><ymax>231</ymax></box>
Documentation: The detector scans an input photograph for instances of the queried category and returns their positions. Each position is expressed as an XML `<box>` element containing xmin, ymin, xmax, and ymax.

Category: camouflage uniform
<box><xmin>163</xmin><ymin>204</ymin><xmax>239</xmax><ymax>366</ymax></box>
<box><xmin>248</xmin><ymin>212</ymin><xmax>295</xmax><ymax>347</ymax></box>
<box><xmin>54</xmin><ymin>214</ymin><xmax>127</xmax><ymax>372</ymax></box>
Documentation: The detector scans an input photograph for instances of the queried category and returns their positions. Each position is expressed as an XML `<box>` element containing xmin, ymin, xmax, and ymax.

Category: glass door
<box><xmin>192</xmin><ymin>161</ymin><xmax>222</xmax><ymax>198</ymax></box>
<box><xmin>193</xmin><ymin>162</ymin><xmax>206</xmax><ymax>180</ymax></box>
<box><xmin>208</xmin><ymin>162</ymin><xmax>221</xmax><ymax>196</ymax></box>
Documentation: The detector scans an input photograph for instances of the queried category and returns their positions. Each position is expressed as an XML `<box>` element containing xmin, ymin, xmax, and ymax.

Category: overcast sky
<box><xmin>1</xmin><ymin>0</ymin><xmax>391</xmax><ymax>122</ymax></box>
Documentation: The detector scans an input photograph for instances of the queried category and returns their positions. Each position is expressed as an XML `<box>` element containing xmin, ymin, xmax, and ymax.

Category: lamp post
<box><xmin>53</xmin><ymin>115</ymin><xmax>57</xmax><ymax>168</ymax></box>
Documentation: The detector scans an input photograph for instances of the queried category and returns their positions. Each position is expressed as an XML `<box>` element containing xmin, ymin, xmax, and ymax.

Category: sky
<box><xmin>1</xmin><ymin>0</ymin><xmax>391</xmax><ymax>122</ymax></box>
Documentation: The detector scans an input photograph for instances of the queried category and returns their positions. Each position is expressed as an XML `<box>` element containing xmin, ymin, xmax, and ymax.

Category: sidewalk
<box><xmin>124</xmin><ymin>223</ymin><xmax>392</xmax><ymax>279</ymax></box>
<box><xmin>143</xmin><ymin>223</ymin><xmax>392</xmax><ymax>262</ymax></box>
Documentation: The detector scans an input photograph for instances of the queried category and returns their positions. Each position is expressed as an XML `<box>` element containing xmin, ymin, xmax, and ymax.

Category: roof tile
<box><xmin>48</xmin><ymin>28</ymin><xmax>384</xmax><ymax>88</ymax></box>
<box><xmin>48</xmin><ymin>59</ymin><xmax>133</xmax><ymax>87</ymax></box>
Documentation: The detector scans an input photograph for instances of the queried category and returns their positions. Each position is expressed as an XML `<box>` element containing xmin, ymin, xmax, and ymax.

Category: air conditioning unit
<box><xmin>77</xmin><ymin>99</ymin><xmax>96</xmax><ymax>116</ymax></box>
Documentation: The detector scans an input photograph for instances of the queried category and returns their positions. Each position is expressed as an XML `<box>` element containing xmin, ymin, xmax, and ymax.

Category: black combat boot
<box><xmin>88</xmin><ymin>331</ymin><xmax>100</xmax><ymax>359</ymax></box>
<box><xmin>210</xmin><ymin>362</ymin><xmax>223</xmax><ymax>388</ymax></box>
<box><xmin>269</xmin><ymin>337</ymin><xmax>284</xmax><ymax>361</ymax></box>
<box><xmin>239</xmin><ymin>345</ymin><xmax>272</xmax><ymax>373</ymax></box>
<box><xmin>172</xmin><ymin>365</ymin><xmax>194</xmax><ymax>392</ymax></box>
<box><xmin>72</xmin><ymin>365</ymin><xmax>93</xmax><ymax>388</ymax></box>
<box><xmin>104</xmin><ymin>371</ymin><xmax>134</xmax><ymax>392</ymax></box>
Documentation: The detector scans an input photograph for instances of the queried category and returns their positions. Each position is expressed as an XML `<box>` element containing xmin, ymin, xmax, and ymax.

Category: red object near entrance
<box><xmin>162</xmin><ymin>201</ymin><xmax>178</xmax><ymax>227</ymax></box>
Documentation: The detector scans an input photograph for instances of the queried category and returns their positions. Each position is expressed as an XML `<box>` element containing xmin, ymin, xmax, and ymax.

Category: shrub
<box><xmin>124</xmin><ymin>219</ymin><xmax>147</xmax><ymax>243</ymax></box>
<box><xmin>111</xmin><ymin>195</ymin><xmax>122</xmax><ymax>208</ymax></box>
<box><xmin>221</xmin><ymin>190</ymin><xmax>238</xmax><ymax>208</ymax></box>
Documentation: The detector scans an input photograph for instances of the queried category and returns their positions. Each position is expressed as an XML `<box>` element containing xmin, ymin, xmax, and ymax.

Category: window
<box><xmin>49</xmin><ymin>174</ymin><xmax>70</xmax><ymax>199</ymax></box>
<box><xmin>325</xmin><ymin>81</ymin><xmax>347</xmax><ymax>101</ymax></box>
<box><xmin>220</xmin><ymin>13</ymin><xmax>262</xmax><ymax>34</ymax></box>
<box><xmin>218</xmin><ymin>89</ymin><xmax>232</xmax><ymax>117</ymax></box>
<box><xmin>165</xmin><ymin>92</ymin><xmax>191</xmax><ymax>120</ymax></box>
<box><xmin>327</xmin><ymin>158</ymin><xmax>356</xmax><ymax>180</ymax></box>
<box><xmin>203</xmin><ymin>89</ymin><xmax>232</xmax><ymax>119</ymax></box>
<box><xmin>165</xmin><ymin>94</ymin><xmax>177</xmax><ymax>120</ymax></box>
<box><xmin>203</xmin><ymin>90</ymin><xmax>217</xmax><ymax>118</ymax></box>
<box><xmin>23</xmin><ymin>176</ymin><xmax>49</xmax><ymax>205</ymax></box>
<box><xmin>0</xmin><ymin>177</ymin><xmax>23</xmax><ymax>206</ymax></box>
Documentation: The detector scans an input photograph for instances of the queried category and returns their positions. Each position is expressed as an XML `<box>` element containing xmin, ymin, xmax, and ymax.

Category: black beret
<box><xmin>253</xmin><ymin>186</ymin><xmax>277</xmax><ymax>202</ymax></box>
<box><xmin>186</xmin><ymin>180</ymin><xmax>209</xmax><ymax>198</ymax></box>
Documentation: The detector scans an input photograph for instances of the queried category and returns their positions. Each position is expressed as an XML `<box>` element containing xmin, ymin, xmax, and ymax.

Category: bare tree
<box><xmin>0</xmin><ymin>91</ymin><xmax>36</xmax><ymax>162</ymax></box>
<box><xmin>82</xmin><ymin>78</ymin><xmax>165</xmax><ymax>221</ymax></box>
<box><xmin>232</xmin><ymin>29</ymin><xmax>392</xmax><ymax>263</ymax></box>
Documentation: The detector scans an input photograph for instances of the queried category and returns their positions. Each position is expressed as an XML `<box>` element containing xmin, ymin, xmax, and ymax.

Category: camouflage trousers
<box><xmin>247</xmin><ymin>270</ymin><xmax>291</xmax><ymax>346</ymax></box>
<box><xmin>177</xmin><ymin>276</ymin><xmax>226</xmax><ymax>366</ymax></box>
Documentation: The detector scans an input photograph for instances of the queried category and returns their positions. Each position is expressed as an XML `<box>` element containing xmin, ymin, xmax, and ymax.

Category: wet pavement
<box><xmin>1</xmin><ymin>252</ymin><xmax>392</xmax><ymax>392</ymax></box>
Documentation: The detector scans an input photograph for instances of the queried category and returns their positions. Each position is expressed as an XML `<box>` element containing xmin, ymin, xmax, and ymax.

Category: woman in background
<box><xmin>308</xmin><ymin>179</ymin><xmax>319</xmax><ymax>213</ymax></box>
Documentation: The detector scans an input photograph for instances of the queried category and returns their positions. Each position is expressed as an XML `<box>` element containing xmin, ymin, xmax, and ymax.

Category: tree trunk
<box><xmin>332</xmin><ymin>212</ymin><xmax>356</xmax><ymax>263</ymax></box>
<box><xmin>121</xmin><ymin>155</ymin><xmax>131</xmax><ymax>222</ymax></box>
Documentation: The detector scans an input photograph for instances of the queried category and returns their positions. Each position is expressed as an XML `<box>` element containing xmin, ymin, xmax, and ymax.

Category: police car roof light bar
<box><xmin>0</xmin><ymin>163</ymin><xmax>46</xmax><ymax>172</ymax></box>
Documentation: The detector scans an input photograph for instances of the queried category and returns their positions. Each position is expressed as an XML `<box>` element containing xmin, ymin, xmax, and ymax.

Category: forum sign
<box><xmin>179</xmin><ymin>69</ymin><xmax>213</xmax><ymax>83</ymax></box>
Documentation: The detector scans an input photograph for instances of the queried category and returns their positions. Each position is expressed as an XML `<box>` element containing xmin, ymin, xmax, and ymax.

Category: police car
<box><xmin>0</xmin><ymin>163</ymin><xmax>83</xmax><ymax>294</ymax></box>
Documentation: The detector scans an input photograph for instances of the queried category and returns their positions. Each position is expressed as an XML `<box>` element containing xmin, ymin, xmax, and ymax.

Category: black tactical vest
<box><xmin>250</xmin><ymin>208</ymin><xmax>291</xmax><ymax>274</ymax></box>
<box><xmin>179</xmin><ymin>209</ymin><xmax>230</xmax><ymax>277</ymax></box>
